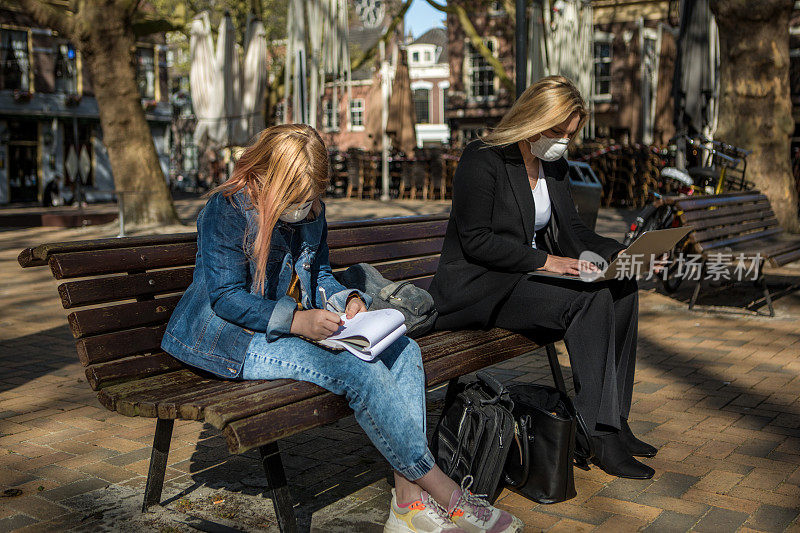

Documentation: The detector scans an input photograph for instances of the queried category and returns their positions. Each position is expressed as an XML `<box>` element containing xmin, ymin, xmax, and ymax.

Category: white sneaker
<box><xmin>447</xmin><ymin>477</ymin><xmax>523</xmax><ymax>533</ymax></box>
<box><xmin>384</xmin><ymin>488</ymin><xmax>467</xmax><ymax>533</ymax></box>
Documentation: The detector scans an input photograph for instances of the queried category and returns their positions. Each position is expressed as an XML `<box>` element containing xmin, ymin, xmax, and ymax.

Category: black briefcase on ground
<box><xmin>431</xmin><ymin>372</ymin><xmax>516</xmax><ymax>501</ymax></box>
<box><xmin>502</xmin><ymin>384</ymin><xmax>590</xmax><ymax>504</ymax></box>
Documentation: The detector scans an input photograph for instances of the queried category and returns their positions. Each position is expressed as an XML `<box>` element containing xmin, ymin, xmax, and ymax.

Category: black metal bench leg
<box><xmin>761</xmin><ymin>274</ymin><xmax>775</xmax><ymax>317</ymax></box>
<box><xmin>443</xmin><ymin>377</ymin><xmax>460</xmax><ymax>408</ymax></box>
<box><xmin>259</xmin><ymin>442</ymin><xmax>298</xmax><ymax>533</ymax></box>
<box><xmin>546</xmin><ymin>342</ymin><xmax>569</xmax><ymax>394</ymax></box>
<box><xmin>142</xmin><ymin>418</ymin><xmax>174</xmax><ymax>512</ymax></box>
<box><xmin>689</xmin><ymin>261</ymin><xmax>705</xmax><ymax>311</ymax></box>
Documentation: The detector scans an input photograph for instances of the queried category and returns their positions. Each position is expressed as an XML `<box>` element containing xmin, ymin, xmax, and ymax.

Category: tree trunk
<box><xmin>21</xmin><ymin>0</ymin><xmax>178</xmax><ymax>226</ymax></box>
<box><xmin>710</xmin><ymin>0</ymin><xmax>799</xmax><ymax>232</ymax></box>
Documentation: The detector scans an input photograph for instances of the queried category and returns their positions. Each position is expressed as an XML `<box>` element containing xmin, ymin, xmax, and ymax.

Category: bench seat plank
<box><xmin>221</xmin><ymin>333</ymin><xmax>541</xmax><ymax>454</ymax></box>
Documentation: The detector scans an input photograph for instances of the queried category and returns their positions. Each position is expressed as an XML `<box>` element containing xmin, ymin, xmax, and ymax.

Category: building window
<box><xmin>55</xmin><ymin>43</ymin><xmax>78</xmax><ymax>94</ymax></box>
<box><xmin>323</xmin><ymin>99</ymin><xmax>338</xmax><ymax>131</ymax></box>
<box><xmin>1</xmin><ymin>29</ymin><xmax>30</xmax><ymax>91</ymax></box>
<box><xmin>465</xmin><ymin>39</ymin><xmax>496</xmax><ymax>101</ymax></box>
<box><xmin>424</xmin><ymin>50</ymin><xmax>431</xmax><ymax>62</ymax></box>
<box><xmin>412</xmin><ymin>51</ymin><xmax>419</xmax><ymax>63</ymax></box>
<box><xmin>413</xmin><ymin>88</ymin><xmax>430</xmax><ymax>124</ymax></box>
<box><xmin>349</xmin><ymin>98</ymin><xmax>364</xmax><ymax>130</ymax></box>
<box><xmin>136</xmin><ymin>47</ymin><xmax>156</xmax><ymax>99</ymax></box>
<box><xmin>594</xmin><ymin>33</ymin><xmax>613</xmax><ymax>101</ymax></box>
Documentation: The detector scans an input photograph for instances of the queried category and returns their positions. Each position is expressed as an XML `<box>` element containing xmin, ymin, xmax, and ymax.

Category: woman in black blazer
<box><xmin>429</xmin><ymin>76</ymin><xmax>656</xmax><ymax>480</ymax></box>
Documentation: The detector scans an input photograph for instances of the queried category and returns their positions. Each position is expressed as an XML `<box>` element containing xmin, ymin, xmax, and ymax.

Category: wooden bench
<box><xmin>664</xmin><ymin>190</ymin><xmax>800</xmax><ymax>316</ymax></box>
<box><xmin>18</xmin><ymin>214</ymin><xmax>567</xmax><ymax>532</ymax></box>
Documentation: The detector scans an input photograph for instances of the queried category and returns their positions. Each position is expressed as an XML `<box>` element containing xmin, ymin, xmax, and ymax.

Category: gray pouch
<box><xmin>338</xmin><ymin>263</ymin><xmax>438</xmax><ymax>338</ymax></box>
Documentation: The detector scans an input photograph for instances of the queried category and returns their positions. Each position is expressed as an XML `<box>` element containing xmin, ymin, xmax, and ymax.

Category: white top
<box><xmin>531</xmin><ymin>163</ymin><xmax>551</xmax><ymax>248</ymax></box>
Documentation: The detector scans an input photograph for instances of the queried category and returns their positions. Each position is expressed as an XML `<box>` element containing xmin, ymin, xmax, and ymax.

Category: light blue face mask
<box><xmin>279</xmin><ymin>200</ymin><xmax>313</xmax><ymax>223</ymax></box>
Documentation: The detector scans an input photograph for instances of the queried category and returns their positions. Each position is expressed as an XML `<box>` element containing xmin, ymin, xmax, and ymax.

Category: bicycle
<box><xmin>622</xmin><ymin>136</ymin><xmax>753</xmax><ymax>293</ymax></box>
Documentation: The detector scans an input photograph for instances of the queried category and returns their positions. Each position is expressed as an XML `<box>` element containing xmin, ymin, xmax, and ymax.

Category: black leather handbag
<box><xmin>431</xmin><ymin>372</ymin><xmax>516</xmax><ymax>501</ymax></box>
<box><xmin>502</xmin><ymin>383</ymin><xmax>592</xmax><ymax>504</ymax></box>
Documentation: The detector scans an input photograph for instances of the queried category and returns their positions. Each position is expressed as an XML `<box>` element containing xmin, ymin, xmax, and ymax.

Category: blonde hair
<box><xmin>212</xmin><ymin>123</ymin><xmax>329</xmax><ymax>294</ymax></box>
<box><xmin>482</xmin><ymin>76</ymin><xmax>588</xmax><ymax>146</ymax></box>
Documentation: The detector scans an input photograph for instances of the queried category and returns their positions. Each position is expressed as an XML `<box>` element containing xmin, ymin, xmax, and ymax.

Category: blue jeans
<box><xmin>242</xmin><ymin>334</ymin><xmax>435</xmax><ymax>481</ymax></box>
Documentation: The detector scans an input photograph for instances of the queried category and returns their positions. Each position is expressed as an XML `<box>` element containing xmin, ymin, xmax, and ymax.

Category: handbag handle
<box><xmin>504</xmin><ymin>415</ymin><xmax>530</xmax><ymax>488</ymax></box>
<box><xmin>476</xmin><ymin>371</ymin><xmax>507</xmax><ymax>399</ymax></box>
<box><xmin>573</xmin><ymin>409</ymin><xmax>595</xmax><ymax>460</ymax></box>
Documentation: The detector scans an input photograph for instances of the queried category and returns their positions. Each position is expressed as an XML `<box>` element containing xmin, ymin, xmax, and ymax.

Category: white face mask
<box><xmin>279</xmin><ymin>200</ymin><xmax>313</xmax><ymax>223</ymax></box>
<box><xmin>529</xmin><ymin>135</ymin><xmax>570</xmax><ymax>161</ymax></box>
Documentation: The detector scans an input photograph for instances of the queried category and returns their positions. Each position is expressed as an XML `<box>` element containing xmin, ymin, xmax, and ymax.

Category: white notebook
<box><xmin>317</xmin><ymin>308</ymin><xmax>407</xmax><ymax>361</ymax></box>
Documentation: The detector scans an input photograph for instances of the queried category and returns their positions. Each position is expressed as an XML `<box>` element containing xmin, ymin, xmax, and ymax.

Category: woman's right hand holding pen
<box><xmin>290</xmin><ymin>309</ymin><xmax>343</xmax><ymax>340</ymax></box>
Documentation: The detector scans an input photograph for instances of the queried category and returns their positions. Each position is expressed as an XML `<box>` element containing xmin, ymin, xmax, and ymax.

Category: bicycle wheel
<box><xmin>658</xmin><ymin>235</ymin><xmax>690</xmax><ymax>293</ymax></box>
<box><xmin>624</xmin><ymin>205</ymin><xmax>672</xmax><ymax>246</ymax></box>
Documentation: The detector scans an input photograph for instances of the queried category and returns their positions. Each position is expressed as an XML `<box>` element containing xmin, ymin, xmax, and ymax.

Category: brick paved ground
<box><xmin>1</xmin><ymin>199</ymin><xmax>799</xmax><ymax>532</ymax></box>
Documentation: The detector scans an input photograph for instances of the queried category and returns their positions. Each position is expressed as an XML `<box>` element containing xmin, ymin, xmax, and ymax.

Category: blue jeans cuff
<box><xmin>266</xmin><ymin>295</ymin><xmax>298</xmax><ymax>341</ymax></box>
<box><xmin>397</xmin><ymin>449</ymin><xmax>435</xmax><ymax>481</ymax></box>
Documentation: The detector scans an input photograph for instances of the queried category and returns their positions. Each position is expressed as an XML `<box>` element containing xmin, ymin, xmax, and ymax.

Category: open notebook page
<box><xmin>318</xmin><ymin>309</ymin><xmax>407</xmax><ymax>361</ymax></box>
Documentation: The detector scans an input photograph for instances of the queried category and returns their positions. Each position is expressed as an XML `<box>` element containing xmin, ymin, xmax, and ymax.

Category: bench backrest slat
<box><xmin>327</xmin><ymin>220</ymin><xmax>448</xmax><ymax>247</ymax></box>
<box><xmin>50</xmin><ymin>243</ymin><xmax>198</xmax><ymax>279</ymax></box>
<box><xmin>67</xmin><ymin>295</ymin><xmax>181</xmax><ymax>339</ymax></box>
<box><xmin>329</xmin><ymin>238</ymin><xmax>443</xmax><ymax>266</ymax></box>
<box><xmin>674</xmin><ymin>191</ymin><xmax>785</xmax><ymax>255</ymax></box>
<box><xmin>86</xmin><ymin>352</ymin><xmax>184</xmax><ymax>390</ymax></box>
<box><xmin>680</xmin><ymin>199</ymin><xmax>772</xmax><ymax>224</ymax></box>
<box><xmin>21</xmin><ymin>215</ymin><xmax>450</xmax><ymax>391</ymax></box>
<box><xmin>59</xmin><ymin>268</ymin><xmax>195</xmax><ymax>309</ymax></box>
<box><xmin>675</xmin><ymin>191</ymin><xmax>767</xmax><ymax>212</ymax></box>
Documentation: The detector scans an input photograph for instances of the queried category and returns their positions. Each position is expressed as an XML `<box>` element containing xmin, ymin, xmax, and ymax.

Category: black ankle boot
<box><xmin>590</xmin><ymin>432</ymin><xmax>655</xmax><ymax>479</ymax></box>
<box><xmin>619</xmin><ymin>418</ymin><xmax>658</xmax><ymax>458</ymax></box>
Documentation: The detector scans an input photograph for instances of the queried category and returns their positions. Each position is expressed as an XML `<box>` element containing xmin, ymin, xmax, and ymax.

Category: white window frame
<box><xmin>322</xmin><ymin>99</ymin><xmax>338</xmax><ymax>132</ymax></box>
<box><xmin>464</xmin><ymin>38</ymin><xmax>498</xmax><ymax>103</ymax></box>
<box><xmin>349</xmin><ymin>98</ymin><xmax>365</xmax><ymax>131</ymax></box>
<box><xmin>438</xmin><ymin>81</ymin><xmax>450</xmax><ymax>124</ymax></box>
<box><xmin>593</xmin><ymin>31</ymin><xmax>614</xmax><ymax>103</ymax></box>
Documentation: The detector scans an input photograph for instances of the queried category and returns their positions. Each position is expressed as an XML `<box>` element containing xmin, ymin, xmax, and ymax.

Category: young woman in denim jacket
<box><xmin>162</xmin><ymin>125</ymin><xmax>521</xmax><ymax>533</ymax></box>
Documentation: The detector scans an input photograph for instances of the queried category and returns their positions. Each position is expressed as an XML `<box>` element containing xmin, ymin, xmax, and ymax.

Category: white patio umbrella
<box><xmin>242</xmin><ymin>16</ymin><xmax>268</xmax><ymax>140</ymax></box>
<box><xmin>284</xmin><ymin>0</ymin><xmax>352</xmax><ymax>126</ymax></box>
<box><xmin>190</xmin><ymin>12</ymin><xmax>221</xmax><ymax>145</ymax></box>
<box><xmin>216</xmin><ymin>12</ymin><xmax>246</xmax><ymax>146</ymax></box>
<box><xmin>537</xmin><ymin>0</ymin><xmax>594</xmax><ymax>136</ymax></box>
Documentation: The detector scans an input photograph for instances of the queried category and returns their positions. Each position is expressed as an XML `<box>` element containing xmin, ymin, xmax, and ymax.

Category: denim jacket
<box><xmin>161</xmin><ymin>190</ymin><xmax>371</xmax><ymax>378</ymax></box>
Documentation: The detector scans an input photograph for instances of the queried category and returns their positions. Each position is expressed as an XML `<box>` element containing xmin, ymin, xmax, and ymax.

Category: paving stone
<box><xmin>644</xmin><ymin>471</ymin><xmax>700</xmax><ymax>499</ymax></box>
<box><xmin>38</xmin><ymin>477</ymin><xmax>109</xmax><ymax>502</ymax></box>
<box><xmin>0</xmin><ymin>514</ymin><xmax>38</xmax><ymax>531</ymax></box>
<box><xmin>643</xmin><ymin>510</ymin><xmax>700</xmax><ymax>532</ymax></box>
<box><xmin>693</xmin><ymin>506</ymin><xmax>750</xmax><ymax>532</ymax></box>
<box><xmin>746</xmin><ymin>504</ymin><xmax>800</xmax><ymax>533</ymax></box>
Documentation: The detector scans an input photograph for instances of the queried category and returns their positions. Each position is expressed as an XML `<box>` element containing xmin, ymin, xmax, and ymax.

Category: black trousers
<box><xmin>493</xmin><ymin>275</ymin><xmax>639</xmax><ymax>436</ymax></box>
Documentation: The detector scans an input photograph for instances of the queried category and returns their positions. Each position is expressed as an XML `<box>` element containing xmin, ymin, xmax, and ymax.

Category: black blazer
<box><xmin>429</xmin><ymin>139</ymin><xmax>626</xmax><ymax>330</ymax></box>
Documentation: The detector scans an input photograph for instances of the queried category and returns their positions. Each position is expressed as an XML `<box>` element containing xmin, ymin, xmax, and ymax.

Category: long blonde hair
<box><xmin>482</xmin><ymin>76</ymin><xmax>588</xmax><ymax>146</ymax></box>
<box><xmin>213</xmin><ymin>123</ymin><xmax>330</xmax><ymax>294</ymax></box>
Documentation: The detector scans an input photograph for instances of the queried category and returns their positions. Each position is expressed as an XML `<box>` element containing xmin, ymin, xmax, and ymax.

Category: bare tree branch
<box><xmin>17</xmin><ymin>0</ymin><xmax>74</xmax><ymax>36</ymax></box>
<box><xmin>424</xmin><ymin>0</ymin><xmax>515</xmax><ymax>93</ymax></box>
<box><xmin>350</xmin><ymin>0</ymin><xmax>414</xmax><ymax>72</ymax></box>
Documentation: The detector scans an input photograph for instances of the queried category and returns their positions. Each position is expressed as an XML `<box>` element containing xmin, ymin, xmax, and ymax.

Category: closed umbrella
<box><xmin>364</xmin><ymin>67</ymin><xmax>384</xmax><ymax>151</ymax></box>
<box><xmin>241</xmin><ymin>16</ymin><xmax>268</xmax><ymax>140</ymax></box>
<box><xmin>386</xmin><ymin>48</ymin><xmax>417</xmax><ymax>154</ymax></box>
<box><xmin>216</xmin><ymin>12</ymin><xmax>244</xmax><ymax>145</ymax></box>
<box><xmin>674</xmin><ymin>0</ymin><xmax>719</xmax><ymax>139</ymax></box>
<box><xmin>190</xmin><ymin>13</ymin><xmax>220</xmax><ymax>145</ymax></box>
